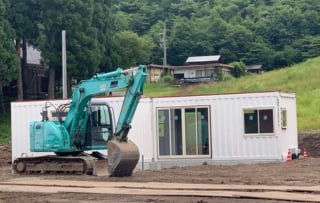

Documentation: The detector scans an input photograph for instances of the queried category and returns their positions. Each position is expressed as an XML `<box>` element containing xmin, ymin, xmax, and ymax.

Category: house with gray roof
<box><xmin>246</xmin><ymin>64</ymin><xmax>263</xmax><ymax>74</ymax></box>
<box><xmin>148</xmin><ymin>55</ymin><xmax>233</xmax><ymax>83</ymax></box>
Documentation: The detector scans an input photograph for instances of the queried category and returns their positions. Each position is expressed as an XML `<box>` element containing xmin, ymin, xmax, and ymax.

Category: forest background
<box><xmin>0</xmin><ymin>0</ymin><xmax>320</xmax><ymax>103</ymax></box>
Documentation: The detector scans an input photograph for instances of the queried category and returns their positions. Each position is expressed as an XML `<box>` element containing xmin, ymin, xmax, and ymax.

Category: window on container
<box><xmin>158</xmin><ymin>109</ymin><xmax>170</xmax><ymax>155</ymax></box>
<box><xmin>185</xmin><ymin>107</ymin><xmax>210</xmax><ymax>155</ymax></box>
<box><xmin>281</xmin><ymin>108</ymin><xmax>287</xmax><ymax>129</ymax></box>
<box><xmin>197</xmin><ymin>108</ymin><xmax>209</xmax><ymax>155</ymax></box>
<box><xmin>157</xmin><ymin>107</ymin><xmax>210</xmax><ymax>157</ymax></box>
<box><xmin>185</xmin><ymin>108</ymin><xmax>197</xmax><ymax>155</ymax></box>
<box><xmin>244</xmin><ymin>109</ymin><xmax>274</xmax><ymax>135</ymax></box>
<box><xmin>259</xmin><ymin>109</ymin><xmax>274</xmax><ymax>133</ymax></box>
<box><xmin>171</xmin><ymin>109</ymin><xmax>183</xmax><ymax>155</ymax></box>
<box><xmin>244</xmin><ymin>109</ymin><xmax>258</xmax><ymax>134</ymax></box>
<box><xmin>158</xmin><ymin>109</ymin><xmax>183</xmax><ymax>156</ymax></box>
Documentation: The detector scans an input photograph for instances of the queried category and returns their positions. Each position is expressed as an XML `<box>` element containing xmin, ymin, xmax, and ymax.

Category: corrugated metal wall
<box><xmin>11</xmin><ymin>92</ymin><xmax>298</xmax><ymax>169</ymax></box>
<box><xmin>212</xmin><ymin>93</ymin><xmax>280</xmax><ymax>161</ymax></box>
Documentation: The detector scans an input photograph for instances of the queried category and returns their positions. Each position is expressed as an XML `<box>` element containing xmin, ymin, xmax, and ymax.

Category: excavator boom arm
<box><xmin>63</xmin><ymin>65</ymin><xmax>147</xmax><ymax>143</ymax></box>
<box><xmin>114</xmin><ymin>67</ymin><xmax>147</xmax><ymax>141</ymax></box>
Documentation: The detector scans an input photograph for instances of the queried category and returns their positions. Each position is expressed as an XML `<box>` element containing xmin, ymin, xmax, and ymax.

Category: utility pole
<box><xmin>160</xmin><ymin>22</ymin><xmax>167</xmax><ymax>77</ymax></box>
<box><xmin>163</xmin><ymin>23</ymin><xmax>167</xmax><ymax>67</ymax></box>
<box><xmin>62</xmin><ymin>30</ymin><xmax>67</xmax><ymax>99</ymax></box>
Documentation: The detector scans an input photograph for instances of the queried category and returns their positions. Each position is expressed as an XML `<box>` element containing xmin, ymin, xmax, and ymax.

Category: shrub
<box><xmin>160</xmin><ymin>75</ymin><xmax>174</xmax><ymax>84</ymax></box>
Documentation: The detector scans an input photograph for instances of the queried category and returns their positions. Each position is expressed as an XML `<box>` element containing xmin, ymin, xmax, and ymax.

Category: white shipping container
<box><xmin>11</xmin><ymin>91</ymin><xmax>299</xmax><ymax>170</ymax></box>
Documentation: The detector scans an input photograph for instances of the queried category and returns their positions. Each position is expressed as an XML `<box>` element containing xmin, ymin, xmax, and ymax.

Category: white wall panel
<box><xmin>210</xmin><ymin>93</ymin><xmax>281</xmax><ymax>161</ymax></box>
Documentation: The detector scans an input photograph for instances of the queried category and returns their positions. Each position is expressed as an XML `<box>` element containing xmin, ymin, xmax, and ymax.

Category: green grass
<box><xmin>0</xmin><ymin>113</ymin><xmax>11</xmax><ymax>144</ymax></box>
<box><xmin>144</xmin><ymin>82</ymin><xmax>180</xmax><ymax>97</ymax></box>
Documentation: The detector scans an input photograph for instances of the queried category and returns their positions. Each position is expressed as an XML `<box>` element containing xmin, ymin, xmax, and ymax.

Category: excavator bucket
<box><xmin>107</xmin><ymin>140</ymin><xmax>140</xmax><ymax>177</ymax></box>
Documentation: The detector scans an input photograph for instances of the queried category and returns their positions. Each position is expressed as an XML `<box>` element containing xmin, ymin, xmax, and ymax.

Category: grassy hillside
<box><xmin>144</xmin><ymin>57</ymin><xmax>320</xmax><ymax>132</ymax></box>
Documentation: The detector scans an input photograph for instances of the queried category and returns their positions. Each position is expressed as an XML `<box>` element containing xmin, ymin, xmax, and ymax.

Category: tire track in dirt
<box><xmin>1</xmin><ymin>178</ymin><xmax>320</xmax><ymax>202</ymax></box>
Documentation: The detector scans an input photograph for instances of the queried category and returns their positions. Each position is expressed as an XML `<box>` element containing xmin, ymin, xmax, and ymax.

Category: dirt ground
<box><xmin>0</xmin><ymin>132</ymin><xmax>319</xmax><ymax>203</ymax></box>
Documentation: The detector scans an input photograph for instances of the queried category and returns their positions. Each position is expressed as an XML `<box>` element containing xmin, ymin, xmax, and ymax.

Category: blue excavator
<box><xmin>13</xmin><ymin>65</ymin><xmax>147</xmax><ymax>176</ymax></box>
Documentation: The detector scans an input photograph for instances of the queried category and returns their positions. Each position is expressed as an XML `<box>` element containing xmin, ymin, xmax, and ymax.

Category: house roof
<box><xmin>246</xmin><ymin>65</ymin><xmax>263</xmax><ymax>70</ymax></box>
<box><xmin>186</xmin><ymin>55</ymin><xmax>221</xmax><ymax>63</ymax></box>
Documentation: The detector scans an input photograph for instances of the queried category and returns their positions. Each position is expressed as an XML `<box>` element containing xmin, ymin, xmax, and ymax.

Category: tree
<box><xmin>116</xmin><ymin>0</ymin><xmax>320</xmax><ymax>69</ymax></box>
<box><xmin>292</xmin><ymin>35</ymin><xmax>320</xmax><ymax>59</ymax></box>
<box><xmin>231</xmin><ymin>61</ymin><xmax>246</xmax><ymax>78</ymax></box>
<box><xmin>114</xmin><ymin>31</ymin><xmax>154</xmax><ymax>67</ymax></box>
<box><xmin>2</xmin><ymin>0</ymin><xmax>320</xmax><ymax>103</ymax></box>
<box><xmin>218</xmin><ymin>25</ymin><xmax>255</xmax><ymax>63</ymax></box>
<box><xmin>8</xmin><ymin>0</ymin><xmax>40</xmax><ymax>100</ymax></box>
<box><xmin>0</xmin><ymin>0</ymin><xmax>19</xmax><ymax>113</ymax></box>
<box><xmin>244</xmin><ymin>40</ymin><xmax>274</xmax><ymax>70</ymax></box>
<box><xmin>36</xmin><ymin>0</ymin><xmax>104</xmax><ymax>98</ymax></box>
<box><xmin>168</xmin><ymin>17</ymin><xmax>213</xmax><ymax>65</ymax></box>
<box><xmin>7</xmin><ymin>0</ymin><xmax>115</xmax><ymax>99</ymax></box>
<box><xmin>91</xmin><ymin>0</ymin><xmax>115</xmax><ymax>72</ymax></box>
<box><xmin>144</xmin><ymin>21</ymin><xmax>167</xmax><ymax>65</ymax></box>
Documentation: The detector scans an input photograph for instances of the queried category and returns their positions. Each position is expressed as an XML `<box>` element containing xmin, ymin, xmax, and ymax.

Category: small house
<box><xmin>148</xmin><ymin>55</ymin><xmax>233</xmax><ymax>83</ymax></box>
<box><xmin>146</xmin><ymin>65</ymin><xmax>174</xmax><ymax>83</ymax></box>
<box><xmin>246</xmin><ymin>65</ymin><xmax>263</xmax><ymax>74</ymax></box>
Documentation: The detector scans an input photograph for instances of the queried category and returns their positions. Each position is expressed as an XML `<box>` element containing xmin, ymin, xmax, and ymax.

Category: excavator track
<box><xmin>13</xmin><ymin>141</ymin><xmax>140</xmax><ymax>177</ymax></box>
<box><xmin>13</xmin><ymin>155</ymin><xmax>96</xmax><ymax>175</ymax></box>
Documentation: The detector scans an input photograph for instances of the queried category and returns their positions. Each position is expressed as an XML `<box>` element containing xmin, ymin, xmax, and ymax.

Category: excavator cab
<box><xmin>84</xmin><ymin>101</ymin><xmax>114</xmax><ymax>150</ymax></box>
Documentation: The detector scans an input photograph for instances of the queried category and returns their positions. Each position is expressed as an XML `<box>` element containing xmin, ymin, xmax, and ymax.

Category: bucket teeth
<box><xmin>108</xmin><ymin>140</ymin><xmax>139</xmax><ymax>177</ymax></box>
